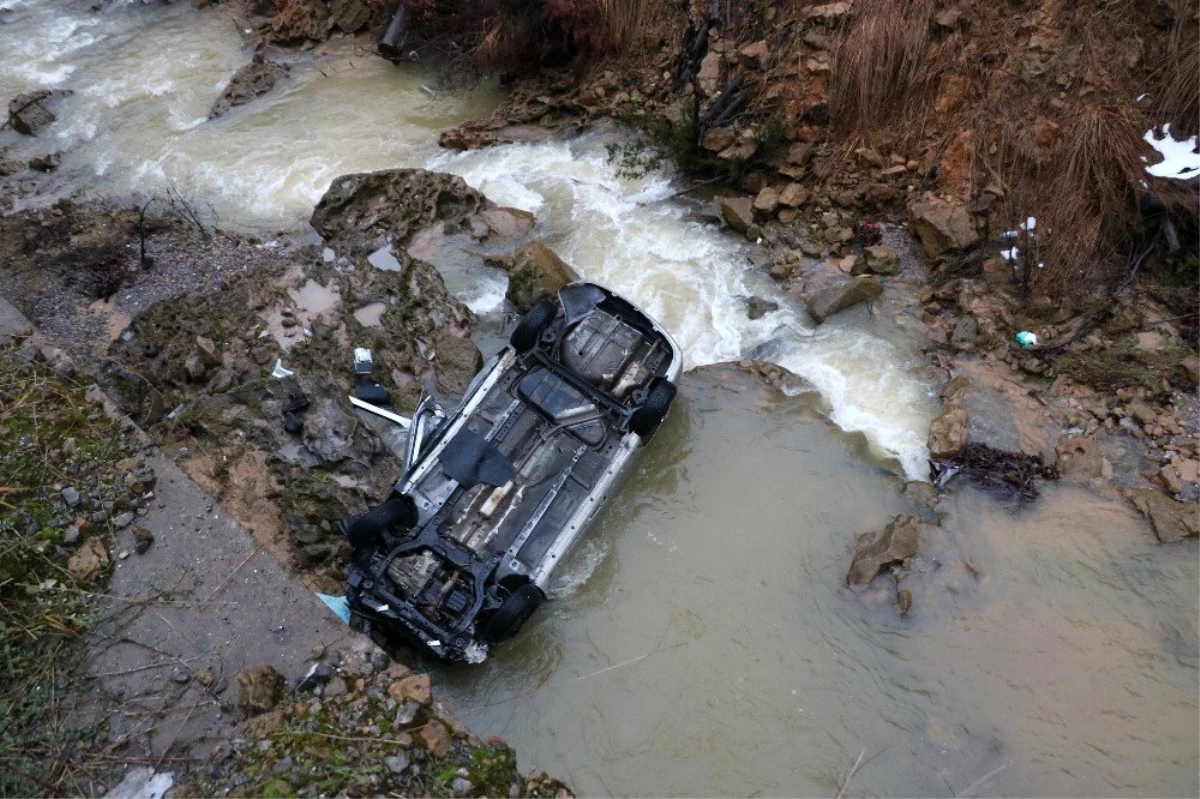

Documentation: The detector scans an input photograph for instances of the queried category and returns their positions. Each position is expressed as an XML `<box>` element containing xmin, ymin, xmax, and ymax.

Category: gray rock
<box><xmin>62</xmin><ymin>486</ymin><xmax>80</xmax><ymax>507</ymax></box>
<box><xmin>320</xmin><ymin>675</ymin><xmax>347</xmax><ymax>697</ymax></box>
<box><xmin>806</xmin><ymin>278</ymin><xmax>884</xmax><ymax>323</ymax></box>
<box><xmin>719</xmin><ymin>196</ymin><xmax>755</xmax><ymax>232</ymax></box>
<box><xmin>505</xmin><ymin>242</ymin><xmax>579</xmax><ymax>313</ymax></box>
<box><xmin>451</xmin><ymin>777</ymin><xmax>473</xmax><ymax>794</ymax></box>
<box><xmin>385</xmin><ymin>754</ymin><xmax>411</xmax><ymax>775</ymax></box>
<box><xmin>28</xmin><ymin>152</ymin><xmax>60</xmax><ymax>171</ymax></box>
<box><xmin>394</xmin><ymin>699</ymin><xmax>419</xmax><ymax>726</ymax></box>
<box><xmin>209</xmin><ymin>60</ymin><xmax>288</xmax><ymax>119</ymax></box>
<box><xmin>927</xmin><ymin>404</ymin><xmax>969</xmax><ymax>459</ymax></box>
<box><xmin>330</xmin><ymin>0</ymin><xmax>371</xmax><ymax>32</ymax></box>
<box><xmin>950</xmin><ymin>315</ymin><xmax>979</xmax><ymax>350</ymax></box>
<box><xmin>847</xmin><ymin>514</ymin><xmax>927</xmax><ymax>588</ymax></box>
<box><xmin>859</xmin><ymin>245</ymin><xmax>901</xmax><ymax>275</ymax></box>
<box><xmin>112</xmin><ymin>511</ymin><xmax>135</xmax><ymax>529</ymax></box>
<box><xmin>908</xmin><ymin>192</ymin><xmax>980</xmax><ymax>257</ymax></box>
<box><xmin>63</xmin><ymin>525</ymin><xmax>81</xmax><ymax>545</ymax></box>
<box><xmin>7</xmin><ymin>90</ymin><xmax>70</xmax><ymax>136</ymax></box>
<box><xmin>172</xmin><ymin>667</ymin><xmax>191</xmax><ymax>684</ymax></box>
<box><xmin>746</xmin><ymin>296</ymin><xmax>779</xmax><ymax>320</ymax></box>
<box><xmin>184</xmin><ymin>354</ymin><xmax>206</xmax><ymax>381</ymax></box>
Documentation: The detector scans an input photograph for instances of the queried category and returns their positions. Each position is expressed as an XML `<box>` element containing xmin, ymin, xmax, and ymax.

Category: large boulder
<box><xmin>7</xmin><ymin>90</ymin><xmax>70</xmax><ymax>136</ymax></box>
<box><xmin>209</xmin><ymin>60</ymin><xmax>288</xmax><ymax>119</ymax></box>
<box><xmin>1124</xmin><ymin>489</ymin><xmax>1200</xmax><ymax>543</ymax></box>
<box><xmin>857</xmin><ymin>245</ymin><xmax>901</xmax><ymax>275</ymax></box>
<box><xmin>310</xmin><ymin>169</ymin><xmax>490</xmax><ymax>252</ymax></box>
<box><xmin>805</xmin><ymin>277</ymin><xmax>883</xmax><ymax>323</ymax></box>
<box><xmin>847</xmin><ymin>514</ymin><xmax>926</xmax><ymax>588</ymax></box>
<box><xmin>270</xmin><ymin>0</ymin><xmax>330</xmax><ymax>43</ymax></box>
<box><xmin>329</xmin><ymin>0</ymin><xmax>371</xmax><ymax>33</ymax></box>
<box><xmin>720</xmin><ymin>196</ymin><xmax>755</xmax><ymax>232</ymax></box>
<box><xmin>927</xmin><ymin>404</ymin><xmax>969</xmax><ymax>459</ymax></box>
<box><xmin>506</xmin><ymin>243</ymin><xmax>579</xmax><ymax>312</ymax></box>
<box><xmin>908</xmin><ymin>192</ymin><xmax>979</xmax><ymax>257</ymax></box>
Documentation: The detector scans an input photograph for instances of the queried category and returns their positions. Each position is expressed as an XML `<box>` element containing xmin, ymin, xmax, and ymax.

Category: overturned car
<box><xmin>339</xmin><ymin>283</ymin><xmax>682</xmax><ymax>662</ymax></box>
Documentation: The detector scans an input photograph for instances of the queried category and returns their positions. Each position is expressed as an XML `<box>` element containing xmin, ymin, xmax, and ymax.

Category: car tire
<box><xmin>510</xmin><ymin>299</ymin><xmax>557</xmax><ymax>354</ymax></box>
<box><xmin>629</xmin><ymin>377</ymin><xmax>677</xmax><ymax>439</ymax></box>
<box><xmin>480</xmin><ymin>584</ymin><xmax>544</xmax><ymax>643</ymax></box>
<box><xmin>339</xmin><ymin>493</ymin><xmax>417</xmax><ymax>549</ymax></box>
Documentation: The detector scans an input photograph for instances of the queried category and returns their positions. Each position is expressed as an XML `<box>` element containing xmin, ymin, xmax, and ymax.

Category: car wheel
<box><xmin>629</xmin><ymin>377</ymin><xmax>677</xmax><ymax>439</ymax></box>
<box><xmin>510</xmin><ymin>299</ymin><xmax>557</xmax><ymax>354</ymax></box>
<box><xmin>339</xmin><ymin>493</ymin><xmax>417</xmax><ymax>549</ymax></box>
<box><xmin>480</xmin><ymin>584</ymin><xmax>545</xmax><ymax>643</ymax></box>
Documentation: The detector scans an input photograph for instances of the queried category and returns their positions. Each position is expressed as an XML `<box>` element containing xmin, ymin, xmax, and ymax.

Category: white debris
<box><xmin>1143</xmin><ymin>124</ymin><xmax>1200</xmax><ymax>181</ymax></box>
<box><xmin>1020</xmin><ymin>216</ymin><xmax>1036</xmax><ymax>231</ymax></box>
<box><xmin>271</xmin><ymin>359</ymin><xmax>294</xmax><ymax>379</ymax></box>
<box><xmin>1000</xmin><ymin>247</ymin><xmax>1019</xmax><ymax>261</ymax></box>
<box><xmin>105</xmin><ymin>768</ymin><xmax>174</xmax><ymax>799</ymax></box>
<box><xmin>1136</xmin><ymin>93</ymin><xmax>1148</xmax><ymax>102</ymax></box>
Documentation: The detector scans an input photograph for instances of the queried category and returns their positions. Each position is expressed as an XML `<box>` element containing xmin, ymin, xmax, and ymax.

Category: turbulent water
<box><xmin>1</xmin><ymin>2</ymin><xmax>1197</xmax><ymax>796</ymax></box>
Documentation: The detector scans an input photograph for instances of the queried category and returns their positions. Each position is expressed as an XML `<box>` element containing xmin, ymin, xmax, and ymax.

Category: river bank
<box><xmin>0</xmin><ymin>0</ymin><xmax>1197</xmax><ymax>795</ymax></box>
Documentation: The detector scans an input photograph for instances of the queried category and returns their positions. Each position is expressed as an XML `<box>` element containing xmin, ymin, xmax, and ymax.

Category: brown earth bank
<box><xmin>234</xmin><ymin>0</ymin><xmax>1198</xmax><ymax>527</ymax></box>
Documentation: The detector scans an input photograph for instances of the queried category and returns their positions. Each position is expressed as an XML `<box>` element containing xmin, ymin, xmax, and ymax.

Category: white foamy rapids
<box><xmin>431</xmin><ymin>136</ymin><xmax>934</xmax><ymax>480</ymax></box>
<box><xmin>429</xmin><ymin>137</ymin><xmax>792</xmax><ymax>368</ymax></box>
<box><xmin>776</xmin><ymin>327</ymin><xmax>934</xmax><ymax>479</ymax></box>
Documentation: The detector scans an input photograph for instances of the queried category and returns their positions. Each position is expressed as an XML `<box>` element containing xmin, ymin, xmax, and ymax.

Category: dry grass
<box><xmin>1033</xmin><ymin>105</ymin><xmax>1148</xmax><ymax>295</ymax></box>
<box><xmin>1152</xmin><ymin>25</ymin><xmax>1199</xmax><ymax>138</ymax></box>
<box><xmin>829</xmin><ymin>0</ymin><xmax>937</xmax><ymax>133</ymax></box>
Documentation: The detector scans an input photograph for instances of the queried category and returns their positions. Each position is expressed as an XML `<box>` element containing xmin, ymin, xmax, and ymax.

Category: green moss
<box><xmin>0</xmin><ymin>345</ymin><xmax>128</xmax><ymax>796</ymax></box>
<box><xmin>1054</xmin><ymin>337</ymin><xmax>1193</xmax><ymax>391</ymax></box>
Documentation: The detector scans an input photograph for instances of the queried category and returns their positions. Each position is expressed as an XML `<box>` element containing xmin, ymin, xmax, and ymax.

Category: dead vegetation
<box><xmin>828</xmin><ymin>0</ymin><xmax>935</xmax><ymax>133</ymax></box>
<box><xmin>408</xmin><ymin>0</ymin><xmax>664</xmax><ymax>77</ymax></box>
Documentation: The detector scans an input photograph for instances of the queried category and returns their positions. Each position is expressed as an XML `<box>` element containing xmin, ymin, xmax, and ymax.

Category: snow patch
<box><xmin>1143</xmin><ymin>124</ymin><xmax>1200</xmax><ymax>181</ymax></box>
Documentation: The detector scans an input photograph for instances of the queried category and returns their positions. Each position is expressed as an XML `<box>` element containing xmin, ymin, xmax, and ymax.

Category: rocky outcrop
<box><xmin>329</xmin><ymin>0</ymin><xmax>371</xmax><ymax>33</ymax></box>
<box><xmin>209</xmin><ymin>60</ymin><xmax>288</xmax><ymax>119</ymax></box>
<box><xmin>1124</xmin><ymin>489</ymin><xmax>1200</xmax><ymax>543</ymax></box>
<box><xmin>7</xmin><ymin>90</ymin><xmax>71</xmax><ymax>136</ymax></box>
<box><xmin>927</xmin><ymin>405</ymin><xmax>969</xmax><ymax>459</ymax></box>
<box><xmin>852</xmin><ymin>245</ymin><xmax>900</xmax><ymax>276</ymax></box>
<box><xmin>805</xmin><ymin>277</ymin><xmax>883</xmax><ymax>323</ymax></box>
<box><xmin>311</xmin><ymin>169</ymin><xmax>492</xmax><ymax>252</ymax></box>
<box><xmin>908</xmin><ymin>193</ymin><xmax>979</xmax><ymax>258</ymax></box>
<box><xmin>720</xmin><ymin>196</ymin><xmax>755</xmax><ymax>233</ymax></box>
<box><xmin>270</xmin><ymin>0</ymin><xmax>330</xmax><ymax>43</ymax></box>
<box><xmin>847</xmin><ymin>514</ymin><xmax>926</xmax><ymax>588</ymax></box>
<box><xmin>505</xmin><ymin>242</ymin><xmax>580</xmax><ymax>312</ymax></box>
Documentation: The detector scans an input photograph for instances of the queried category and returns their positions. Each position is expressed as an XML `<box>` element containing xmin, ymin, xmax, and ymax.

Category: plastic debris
<box><xmin>271</xmin><ymin>359</ymin><xmax>294</xmax><ymax>379</ymax></box>
<box><xmin>316</xmin><ymin>593</ymin><xmax>351</xmax><ymax>625</ymax></box>
<box><xmin>104</xmin><ymin>768</ymin><xmax>174</xmax><ymax>799</ymax></box>
<box><xmin>1000</xmin><ymin>247</ymin><xmax>1019</xmax><ymax>261</ymax></box>
<box><xmin>1015</xmin><ymin>331</ymin><xmax>1038</xmax><ymax>348</ymax></box>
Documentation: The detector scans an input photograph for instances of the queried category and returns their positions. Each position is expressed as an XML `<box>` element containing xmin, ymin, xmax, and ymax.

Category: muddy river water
<box><xmin>1</xmin><ymin>2</ymin><xmax>1197</xmax><ymax>795</ymax></box>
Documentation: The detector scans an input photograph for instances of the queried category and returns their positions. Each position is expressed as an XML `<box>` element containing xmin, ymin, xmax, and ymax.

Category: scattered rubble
<box><xmin>187</xmin><ymin>647</ymin><xmax>573</xmax><ymax>798</ymax></box>
<box><xmin>847</xmin><ymin>514</ymin><xmax>927</xmax><ymax>589</ymax></box>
